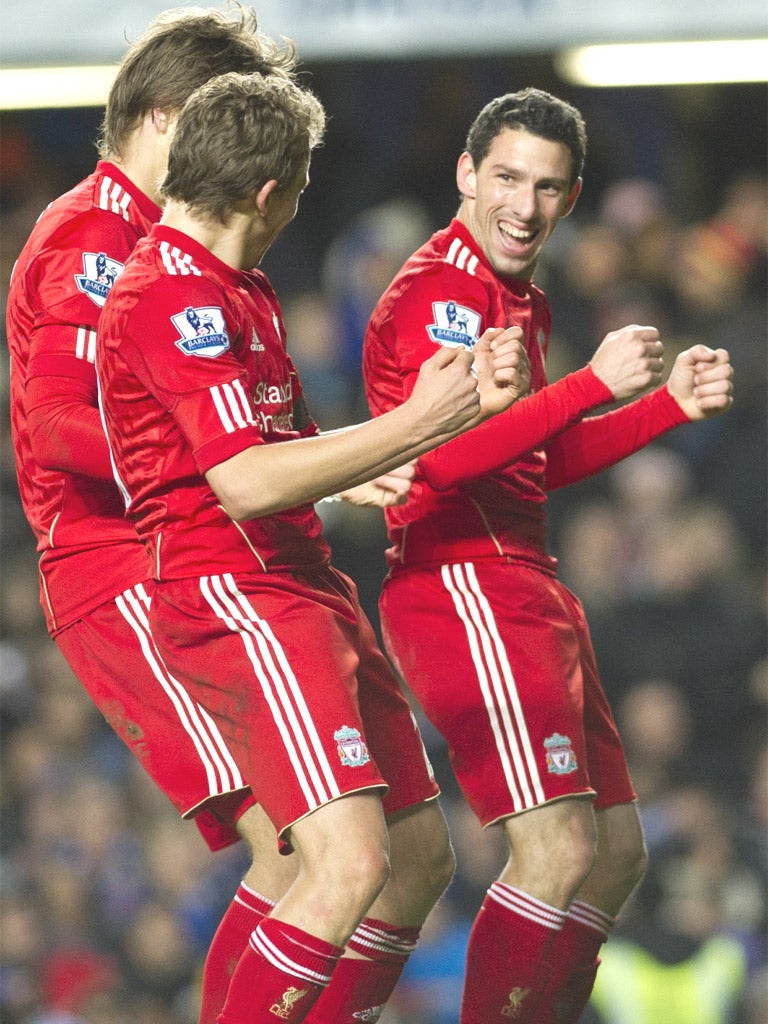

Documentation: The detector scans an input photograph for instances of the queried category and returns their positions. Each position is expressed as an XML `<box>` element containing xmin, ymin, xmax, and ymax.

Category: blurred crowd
<box><xmin>1</xmin><ymin>61</ymin><xmax>766</xmax><ymax>1024</ymax></box>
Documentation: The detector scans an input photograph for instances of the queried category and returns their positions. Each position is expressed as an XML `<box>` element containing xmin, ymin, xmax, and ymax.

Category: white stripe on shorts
<box><xmin>440</xmin><ymin>561</ymin><xmax>545</xmax><ymax>812</ymax></box>
<box><xmin>200</xmin><ymin>573</ymin><xmax>341</xmax><ymax>812</ymax></box>
<box><xmin>116</xmin><ymin>583</ymin><xmax>245</xmax><ymax>797</ymax></box>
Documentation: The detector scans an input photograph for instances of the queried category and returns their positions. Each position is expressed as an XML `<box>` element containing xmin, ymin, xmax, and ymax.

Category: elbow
<box><xmin>220</xmin><ymin>499</ymin><xmax>256</xmax><ymax>523</ymax></box>
<box><xmin>213</xmin><ymin>482</ymin><xmax>287</xmax><ymax>522</ymax></box>
<box><xmin>217</xmin><ymin>492</ymin><xmax>269</xmax><ymax>522</ymax></box>
<box><xmin>205</xmin><ymin>464</ymin><xmax>259</xmax><ymax>521</ymax></box>
<box><xmin>205</xmin><ymin>451</ymin><xmax>305</xmax><ymax>521</ymax></box>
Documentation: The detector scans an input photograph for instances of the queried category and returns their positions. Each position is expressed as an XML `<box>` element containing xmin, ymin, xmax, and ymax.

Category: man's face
<box><xmin>457</xmin><ymin>127</ymin><xmax>581</xmax><ymax>281</ymax></box>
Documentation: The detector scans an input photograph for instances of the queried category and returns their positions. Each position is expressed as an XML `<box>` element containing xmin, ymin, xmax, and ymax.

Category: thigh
<box><xmin>56</xmin><ymin>581</ymin><xmax>254</xmax><ymax>850</ymax></box>
<box><xmin>381</xmin><ymin>560</ymin><xmax>595</xmax><ymax>826</ymax></box>
<box><xmin>150</xmin><ymin>572</ymin><xmax>389</xmax><ymax>844</ymax></box>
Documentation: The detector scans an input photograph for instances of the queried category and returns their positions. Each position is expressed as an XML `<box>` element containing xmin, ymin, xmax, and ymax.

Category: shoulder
<box><xmin>109</xmin><ymin>240</ymin><xmax>231</xmax><ymax>351</ymax></box>
<box><xmin>16</xmin><ymin>185</ymin><xmax>143</xmax><ymax>279</ymax></box>
<box><xmin>373</xmin><ymin>237</ymin><xmax>493</xmax><ymax>348</ymax></box>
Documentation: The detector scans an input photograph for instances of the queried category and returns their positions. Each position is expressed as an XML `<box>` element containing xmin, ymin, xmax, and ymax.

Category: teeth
<box><xmin>500</xmin><ymin>223</ymin><xmax>533</xmax><ymax>241</ymax></box>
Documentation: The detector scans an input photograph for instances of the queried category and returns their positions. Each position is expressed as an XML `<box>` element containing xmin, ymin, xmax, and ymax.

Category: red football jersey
<box><xmin>7</xmin><ymin>161</ymin><xmax>162</xmax><ymax>631</ymax></box>
<box><xmin>97</xmin><ymin>224</ymin><xmax>330</xmax><ymax>578</ymax></box>
<box><xmin>363</xmin><ymin>218</ymin><xmax>687</xmax><ymax>566</ymax></box>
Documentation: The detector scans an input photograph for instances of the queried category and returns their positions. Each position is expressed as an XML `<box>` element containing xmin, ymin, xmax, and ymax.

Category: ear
<box><xmin>152</xmin><ymin>108</ymin><xmax>173</xmax><ymax>134</ymax></box>
<box><xmin>561</xmin><ymin>177</ymin><xmax>582</xmax><ymax>219</ymax></box>
<box><xmin>254</xmin><ymin>179</ymin><xmax>280</xmax><ymax>217</ymax></box>
<box><xmin>456</xmin><ymin>151</ymin><xmax>477</xmax><ymax>201</ymax></box>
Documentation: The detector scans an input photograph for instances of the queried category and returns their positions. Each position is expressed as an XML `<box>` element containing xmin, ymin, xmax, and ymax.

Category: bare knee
<box><xmin>578</xmin><ymin>804</ymin><xmax>649</xmax><ymax>915</ymax></box>
<box><xmin>289</xmin><ymin>794</ymin><xmax>392</xmax><ymax>925</ymax></box>
<box><xmin>611</xmin><ymin>823</ymin><xmax>648</xmax><ymax>898</ymax></box>
<box><xmin>397</xmin><ymin>802</ymin><xmax>456</xmax><ymax>900</ymax></box>
<box><xmin>501</xmin><ymin>798</ymin><xmax>598</xmax><ymax>908</ymax></box>
<box><xmin>339</xmin><ymin>840</ymin><xmax>392</xmax><ymax>907</ymax></box>
<box><xmin>420</xmin><ymin>825</ymin><xmax>456</xmax><ymax>906</ymax></box>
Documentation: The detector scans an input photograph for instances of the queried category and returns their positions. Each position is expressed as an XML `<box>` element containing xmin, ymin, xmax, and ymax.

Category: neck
<box><xmin>108</xmin><ymin>149</ymin><xmax>164</xmax><ymax>206</ymax></box>
<box><xmin>107</xmin><ymin>113</ymin><xmax>171</xmax><ymax>206</ymax></box>
<box><xmin>161</xmin><ymin>203</ymin><xmax>266</xmax><ymax>270</ymax></box>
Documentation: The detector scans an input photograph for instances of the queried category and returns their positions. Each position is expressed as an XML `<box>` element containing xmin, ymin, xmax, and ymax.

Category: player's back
<box><xmin>6</xmin><ymin>162</ymin><xmax>160</xmax><ymax>632</ymax></box>
<box><xmin>97</xmin><ymin>224</ymin><xmax>331</xmax><ymax>582</ymax></box>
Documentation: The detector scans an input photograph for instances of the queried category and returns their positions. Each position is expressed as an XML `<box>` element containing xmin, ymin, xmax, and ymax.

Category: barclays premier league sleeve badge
<box><xmin>172</xmin><ymin>305</ymin><xmax>231</xmax><ymax>358</ymax></box>
<box><xmin>426</xmin><ymin>300</ymin><xmax>482</xmax><ymax>350</ymax></box>
<box><xmin>75</xmin><ymin>251</ymin><xmax>125</xmax><ymax>307</ymax></box>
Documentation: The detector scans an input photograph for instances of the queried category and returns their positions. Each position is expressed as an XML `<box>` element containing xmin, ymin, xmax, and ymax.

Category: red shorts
<box><xmin>148</xmin><ymin>567</ymin><xmax>439</xmax><ymax>844</ymax></box>
<box><xmin>380</xmin><ymin>558</ymin><xmax>635</xmax><ymax>828</ymax></box>
<box><xmin>55</xmin><ymin>581</ymin><xmax>254</xmax><ymax>850</ymax></box>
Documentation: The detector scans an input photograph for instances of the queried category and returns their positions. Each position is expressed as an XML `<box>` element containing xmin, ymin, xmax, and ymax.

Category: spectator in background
<box><xmin>322</xmin><ymin>198</ymin><xmax>435</xmax><ymax>406</ymax></box>
<box><xmin>280</xmin><ymin>291</ymin><xmax>352</xmax><ymax>428</ymax></box>
<box><xmin>584</xmin><ymin>819</ymin><xmax>756</xmax><ymax>1024</ymax></box>
<box><xmin>616</xmin><ymin>679</ymin><xmax>695</xmax><ymax>820</ymax></box>
<box><xmin>561</xmin><ymin>447</ymin><xmax>766</xmax><ymax>801</ymax></box>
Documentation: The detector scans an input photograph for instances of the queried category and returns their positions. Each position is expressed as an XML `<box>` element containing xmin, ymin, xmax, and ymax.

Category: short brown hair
<box><xmin>97</xmin><ymin>3</ymin><xmax>296</xmax><ymax>159</ymax></box>
<box><xmin>466</xmin><ymin>88</ymin><xmax>587</xmax><ymax>187</ymax></box>
<box><xmin>161</xmin><ymin>72</ymin><xmax>326</xmax><ymax>223</ymax></box>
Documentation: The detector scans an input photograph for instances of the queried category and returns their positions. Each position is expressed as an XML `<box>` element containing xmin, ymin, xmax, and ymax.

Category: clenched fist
<box><xmin>473</xmin><ymin>326</ymin><xmax>531</xmax><ymax>418</ymax></box>
<box><xmin>666</xmin><ymin>345</ymin><xmax>734</xmax><ymax>420</ymax></box>
<box><xmin>407</xmin><ymin>345</ymin><xmax>481</xmax><ymax>439</ymax></box>
<box><xmin>590</xmin><ymin>324</ymin><xmax>665</xmax><ymax>400</ymax></box>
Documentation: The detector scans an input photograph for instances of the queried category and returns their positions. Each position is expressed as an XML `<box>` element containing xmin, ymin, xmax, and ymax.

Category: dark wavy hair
<box><xmin>465</xmin><ymin>88</ymin><xmax>587</xmax><ymax>186</ymax></box>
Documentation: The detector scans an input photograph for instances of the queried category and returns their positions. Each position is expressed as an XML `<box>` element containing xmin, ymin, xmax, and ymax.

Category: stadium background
<box><xmin>0</xmin><ymin>3</ymin><xmax>766</xmax><ymax>1020</ymax></box>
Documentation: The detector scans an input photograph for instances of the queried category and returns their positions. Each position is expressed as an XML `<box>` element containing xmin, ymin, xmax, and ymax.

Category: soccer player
<box><xmin>363</xmin><ymin>88</ymin><xmax>734</xmax><ymax>1024</ymax></box>
<box><xmin>95</xmin><ymin>70</ymin><xmax>528</xmax><ymax>1023</ymax></box>
<box><xmin>6</xmin><ymin>7</ymin><xmax>320</xmax><ymax>1017</ymax></box>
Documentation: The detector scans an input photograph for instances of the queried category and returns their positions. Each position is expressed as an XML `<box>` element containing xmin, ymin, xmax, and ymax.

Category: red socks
<box><xmin>305</xmin><ymin>917</ymin><xmax>421</xmax><ymax>1023</ymax></box>
<box><xmin>202</xmin><ymin>884</ymin><xmax>612</xmax><ymax>1022</ymax></box>
<box><xmin>536</xmin><ymin>900</ymin><xmax>614</xmax><ymax>1024</ymax></box>
<box><xmin>217</xmin><ymin>917</ymin><xmax>343</xmax><ymax>1024</ymax></box>
<box><xmin>460</xmin><ymin>883</ymin><xmax>566</xmax><ymax>1024</ymax></box>
<box><xmin>199</xmin><ymin>884</ymin><xmax>275</xmax><ymax>1024</ymax></box>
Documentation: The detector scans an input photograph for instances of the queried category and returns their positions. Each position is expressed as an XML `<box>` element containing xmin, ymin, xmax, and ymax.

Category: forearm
<box><xmin>421</xmin><ymin>366</ymin><xmax>611</xmax><ymax>490</ymax></box>
<box><xmin>544</xmin><ymin>386</ymin><xmax>689</xmax><ymax>490</ymax></box>
<box><xmin>207</xmin><ymin>401</ymin><xmax>461</xmax><ymax>521</ymax></box>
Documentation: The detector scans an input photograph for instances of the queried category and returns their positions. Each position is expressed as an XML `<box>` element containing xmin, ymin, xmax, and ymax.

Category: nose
<box><xmin>511</xmin><ymin>183</ymin><xmax>537</xmax><ymax>221</ymax></box>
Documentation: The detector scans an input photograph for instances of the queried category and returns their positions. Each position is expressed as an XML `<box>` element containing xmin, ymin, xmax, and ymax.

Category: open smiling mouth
<box><xmin>499</xmin><ymin>222</ymin><xmax>536</xmax><ymax>245</ymax></box>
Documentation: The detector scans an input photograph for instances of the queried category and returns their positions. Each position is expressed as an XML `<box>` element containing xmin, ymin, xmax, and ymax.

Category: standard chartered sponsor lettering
<box><xmin>252</xmin><ymin>379</ymin><xmax>294</xmax><ymax>432</ymax></box>
<box><xmin>257</xmin><ymin>410</ymin><xmax>294</xmax><ymax>431</ymax></box>
<box><xmin>253</xmin><ymin>379</ymin><xmax>293</xmax><ymax>405</ymax></box>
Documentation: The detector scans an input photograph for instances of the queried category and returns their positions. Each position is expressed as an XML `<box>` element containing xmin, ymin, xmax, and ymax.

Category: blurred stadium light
<box><xmin>1</xmin><ymin>0</ymin><xmax>766</xmax><ymax>62</ymax></box>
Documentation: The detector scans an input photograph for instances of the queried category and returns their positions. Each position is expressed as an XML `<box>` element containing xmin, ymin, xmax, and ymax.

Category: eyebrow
<box><xmin>490</xmin><ymin>163</ymin><xmax>570</xmax><ymax>188</ymax></box>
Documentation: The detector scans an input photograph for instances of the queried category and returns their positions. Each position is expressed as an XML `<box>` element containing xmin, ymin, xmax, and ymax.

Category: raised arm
<box><xmin>545</xmin><ymin>345</ymin><xmax>734</xmax><ymax>491</ymax></box>
<box><xmin>206</xmin><ymin>345</ymin><xmax>482</xmax><ymax>520</ymax></box>
<box><xmin>419</xmin><ymin>324</ymin><xmax>664</xmax><ymax>490</ymax></box>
